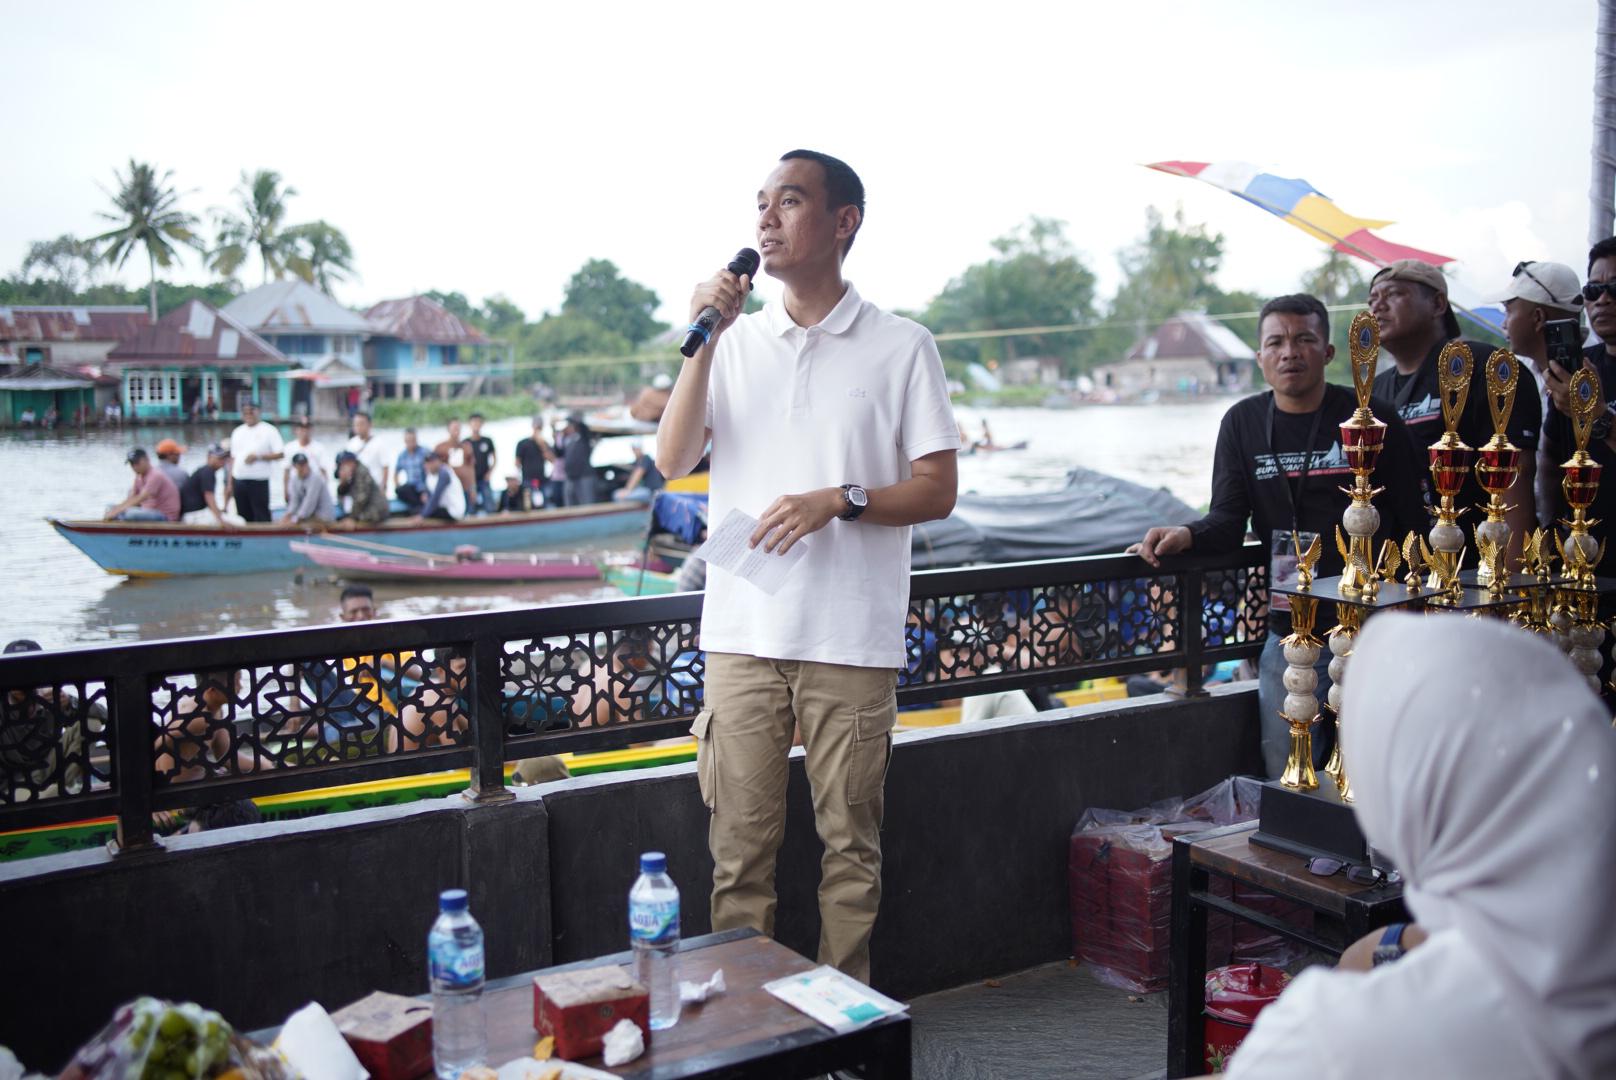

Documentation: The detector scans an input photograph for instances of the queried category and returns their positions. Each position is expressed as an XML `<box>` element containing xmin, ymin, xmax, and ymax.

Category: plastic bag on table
<box><xmin>60</xmin><ymin>998</ymin><xmax>290</xmax><ymax>1080</ymax></box>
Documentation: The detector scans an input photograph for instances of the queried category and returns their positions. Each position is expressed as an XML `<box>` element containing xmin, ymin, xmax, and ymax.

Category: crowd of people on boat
<box><xmin>98</xmin><ymin>407</ymin><xmax>664</xmax><ymax>528</ymax></box>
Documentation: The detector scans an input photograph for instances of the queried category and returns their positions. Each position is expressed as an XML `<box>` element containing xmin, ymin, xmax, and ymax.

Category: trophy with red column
<box><xmin>1472</xmin><ymin>349</ymin><xmax>1522</xmax><ymax>588</ymax></box>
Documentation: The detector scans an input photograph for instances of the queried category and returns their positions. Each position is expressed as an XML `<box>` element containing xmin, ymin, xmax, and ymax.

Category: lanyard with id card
<box><xmin>1266</xmin><ymin>395</ymin><xmax>1326</xmax><ymax>614</ymax></box>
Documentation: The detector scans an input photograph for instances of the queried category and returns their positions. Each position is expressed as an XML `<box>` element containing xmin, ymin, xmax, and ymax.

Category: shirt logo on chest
<box><xmin>848</xmin><ymin>387</ymin><xmax>868</xmax><ymax>399</ymax></box>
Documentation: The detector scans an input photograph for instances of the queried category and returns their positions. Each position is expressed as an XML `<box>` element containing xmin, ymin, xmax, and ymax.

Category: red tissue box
<box><xmin>331</xmin><ymin>991</ymin><xmax>433</xmax><ymax>1080</ymax></box>
<box><xmin>533</xmin><ymin>964</ymin><xmax>650</xmax><ymax>1061</ymax></box>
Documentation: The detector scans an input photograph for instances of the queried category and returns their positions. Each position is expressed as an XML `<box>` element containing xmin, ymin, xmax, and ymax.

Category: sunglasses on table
<box><xmin>1307</xmin><ymin>856</ymin><xmax>1400</xmax><ymax>886</ymax></box>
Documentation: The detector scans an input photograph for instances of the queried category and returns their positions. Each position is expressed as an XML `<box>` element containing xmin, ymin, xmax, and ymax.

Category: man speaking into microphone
<box><xmin>656</xmin><ymin>150</ymin><xmax>959</xmax><ymax>982</ymax></box>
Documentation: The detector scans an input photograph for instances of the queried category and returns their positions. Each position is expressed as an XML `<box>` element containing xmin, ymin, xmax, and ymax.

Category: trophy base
<box><xmin>1250</xmin><ymin>776</ymin><xmax>1367</xmax><ymax>864</ymax></box>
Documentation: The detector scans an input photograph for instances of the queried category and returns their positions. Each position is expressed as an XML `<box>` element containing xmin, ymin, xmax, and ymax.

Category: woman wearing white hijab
<box><xmin>1227</xmin><ymin>613</ymin><xmax>1616</xmax><ymax>1079</ymax></box>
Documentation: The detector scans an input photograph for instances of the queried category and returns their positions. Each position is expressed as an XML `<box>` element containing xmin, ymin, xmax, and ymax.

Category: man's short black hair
<box><xmin>191</xmin><ymin>799</ymin><xmax>262</xmax><ymax>832</ymax></box>
<box><xmin>1257</xmin><ymin>294</ymin><xmax>1331</xmax><ymax>340</ymax></box>
<box><xmin>340</xmin><ymin>584</ymin><xmax>374</xmax><ymax>604</ymax></box>
<box><xmin>353</xmin><ymin>410</ymin><xmax>370</xmax><ymax>421</ymax></box>
<box><xmin>1590</xmin><ymin>237</ymin><xmax>1616</xmax><ymax>276</ymax></box>
<box><xmin>780</xmin><ymin>149</ymin><xmax>865</xmax><ymax>254</ymax></box>
<box><xmin>469</xmin><ymin>412</ymin><xmax>484</xmax><ymax>421</ymax></box>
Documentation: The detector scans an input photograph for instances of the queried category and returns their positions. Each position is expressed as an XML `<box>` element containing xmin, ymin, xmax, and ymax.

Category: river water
<box><xmin>1</xmin><ymin>402</ymin><xmax>1228</xmax><ymax>648</ymax></box>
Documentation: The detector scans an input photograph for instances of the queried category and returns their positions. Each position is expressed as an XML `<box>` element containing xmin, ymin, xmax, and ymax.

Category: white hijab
<box><xmin>1231</xmin><ymin>614</ymin><xmax>1616</xmax><ymax>1079</ymax></box>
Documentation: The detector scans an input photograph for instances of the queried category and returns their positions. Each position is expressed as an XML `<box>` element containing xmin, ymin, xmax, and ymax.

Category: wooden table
<box><xmin>484</xmin><ymin>928</ymin><xmax>909</xmax><ymax>1079</ymax></box>
<box><xmin>1166</xmin><ymin>822</ymin><xmax>1405</xmax><ymax>1078</ymax></box>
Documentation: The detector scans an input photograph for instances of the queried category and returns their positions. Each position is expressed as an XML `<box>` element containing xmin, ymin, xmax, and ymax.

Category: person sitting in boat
<box><xmin>281</xmin><ymin>451</ymin><xmax>335</xmax><ymax>525</ymax></box>
<box><xmin>1</xmin><ymin>638</ymin><xmax>106</xmax><ymax>799</ymax></box>
<box><xmin>153</xmin><ymin>670</ymin><xmax>270</xmax><ymax>784</ymax></box>
<box><xmin>104</xmin><ymin>447</ymin><xmax>181</xmax><ymax>522</ymax></box>
<box><xmin>334</xmin><ymin>451</ymin><xmax>389</xmax><ymax>525</ymax></box>
<box><xmin>611</xmin><ymin>441</ymin><xmax>665</xmax><ymax>503</ymax></box>
<box><xmin>180</xmin><ymin>442</ymin><xmax>241</xmax><ymax>527</ymax></box>
<box><xmin>388</xmin><ymin>648</ymin><xmax>470</xmax><ymax>753</ymax></box>
<box><xmin>495</xmin><ymin>473</ymin><xmax>533</xmax><ymax>513</ymax></box>
<box><xmin>393</xmin><ymin>427</ymin><xmax>429</xmax><ymax>508</ymax></box>
<box><xmin>414</xmin><ymin>451</ymin><xmax>467</xmax><ymax>522</ymax></box>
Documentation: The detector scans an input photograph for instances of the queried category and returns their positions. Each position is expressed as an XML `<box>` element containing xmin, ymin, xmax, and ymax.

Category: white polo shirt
<box><xmin>228</xmin><ymin>420</ymin><xmax>285</xmax><ymax>481</ymax></box>
<box><xmin>693</xmin><ymin>282</ymin><xmax>959</xmax><ymax>669</ymax></box>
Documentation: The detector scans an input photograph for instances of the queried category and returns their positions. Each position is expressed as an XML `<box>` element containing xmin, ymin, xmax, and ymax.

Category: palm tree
<box><xmin>284</xmin><ymin>220</ymin><xmax>357</xmax><ymax>295</ymax></box>
<box><xmin>209</xmin><ymin>169</ymin><xmax>297</xmax><ymax>284</ymax></box>
<box><xmin>92</xmin><ymin>160</ymin><xmax>200</xmax><ymax>320</ymax></box>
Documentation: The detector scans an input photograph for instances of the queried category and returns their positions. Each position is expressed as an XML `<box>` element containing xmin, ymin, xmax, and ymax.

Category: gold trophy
<box><xmin>1401</xmin><ymin>530</ymin><xmax>1424</xmax><ymax>594</ymax></box>
<box><xmin>1558</xmin><ymin>366</ymin><xmax>1606</xmax><ymax>587</ymax></box>
<box><xmin>1557</xmin><ymin>366</ymin><xmax>1606</xmax><ymax>691</ymax></box>
<box><xmin>1322</xmin><ymin>604</ymin><xmax>1364</xmax><ymax>802</ymax></box>
<box><xmin>1279</xmin><ymin>533</ymin><xmax>1323</xmax><ymax>792</ymax></box>
<box><xmin>1472</xmin><ymin>349</ymin><xmax>1522</xmax><ymax>587</ymax></box>
<box><xmin>1513</xmin><ymin>529</ymin><xmax>1556</xmax><ymax>636</ymax></box>
<box><xmin>1334</xmin><ymin>312</ymin><xmax>1387</xmax><ymax>598</ymax></box>
<box><xmin>1427</xmin><ymin>342</ymin><xmax>1474</xmax><ymax>587</ymax></box>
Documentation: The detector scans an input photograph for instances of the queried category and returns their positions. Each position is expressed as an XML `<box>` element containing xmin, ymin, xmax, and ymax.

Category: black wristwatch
<box><xmin>839</xmin><ymin>483</ymin><xmax>869</xmax><ymax>522</ymax></box>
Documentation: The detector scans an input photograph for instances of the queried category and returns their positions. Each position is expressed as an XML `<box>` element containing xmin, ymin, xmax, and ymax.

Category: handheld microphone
<box><xmin>680</xmin><ymin>247</ymin><xmax>760</xmax><ymax>357</ymax></box>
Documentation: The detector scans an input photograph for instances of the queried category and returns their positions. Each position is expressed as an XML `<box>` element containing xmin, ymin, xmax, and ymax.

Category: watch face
<box><xmin>849</xmin><ymin>487</ymin><xmax>868</xmax><ymax>507</ymax></box>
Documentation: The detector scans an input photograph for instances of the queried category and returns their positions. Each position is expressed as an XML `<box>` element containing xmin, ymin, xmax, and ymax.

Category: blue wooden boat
<box><xmin>49</xmin><ymin>502</ymin><xmax>648</xmax><ymax>577</ymax></box>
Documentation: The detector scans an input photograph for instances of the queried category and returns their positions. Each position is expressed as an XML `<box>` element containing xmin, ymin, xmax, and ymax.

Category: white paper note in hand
<box><xmin>694</xmin><ymin>508</ymin><xmax>808</xmax><ymax>595</ymax></box>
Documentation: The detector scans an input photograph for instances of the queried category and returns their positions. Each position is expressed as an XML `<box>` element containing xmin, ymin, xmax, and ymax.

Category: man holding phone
<box><xmin>1495</xmin><ymin>260</ymin><xmax>1585</xmax><ymax>530</ymax></box>
<box><xmin>1368</xmin><ymin>260</ymin><xmax>1540</xmax><ymax>565</ymax></box>
<box><xmin>1541</xmin><ymin>239</ymin><xmax>1616</xmax><ymax>572</ymax></box>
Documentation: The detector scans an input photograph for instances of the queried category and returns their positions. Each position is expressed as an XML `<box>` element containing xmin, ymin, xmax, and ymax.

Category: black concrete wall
<box><xmin>543</xmin><ymin>686</ymin><xmax>1261</xmax><ymax>999</ymax></box>
<box><xmin>0</xmin><ymin>687</ymin><xmax>1257</xmax><ymax>1070</ymax></box>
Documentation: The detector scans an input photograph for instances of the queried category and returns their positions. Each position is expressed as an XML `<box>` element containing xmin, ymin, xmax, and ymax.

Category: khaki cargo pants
<box><xmin>694</xmin><ymin>651</ymin><xmax>898</xmax><ymax>983</ymax></box>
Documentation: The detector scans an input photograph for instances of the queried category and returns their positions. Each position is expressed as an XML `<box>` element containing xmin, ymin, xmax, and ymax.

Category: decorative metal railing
<box><xmin>0</xmin><ymin>544</ymin><xmax>1266</xmax><ymax>850</ymax></box>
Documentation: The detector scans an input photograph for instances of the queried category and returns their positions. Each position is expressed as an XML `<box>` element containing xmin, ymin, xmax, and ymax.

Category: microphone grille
<box><xmin>729</xmin><ymin>248</ymin><xmax>761</xmax><ymax>277</ymax></box>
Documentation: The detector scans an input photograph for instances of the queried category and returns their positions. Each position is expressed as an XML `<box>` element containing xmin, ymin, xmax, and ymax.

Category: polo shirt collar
<box><xmin>766</xmin><ymin>281</ymin><xmax>863</xmax><ymax>337</ymax></box>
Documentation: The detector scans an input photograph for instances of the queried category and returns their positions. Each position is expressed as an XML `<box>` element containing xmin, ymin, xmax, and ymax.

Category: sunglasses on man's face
<box><xmin>1584</xmin><ymin>281</ymin><xmax>1616</xmax><ymax>303</ymax></box>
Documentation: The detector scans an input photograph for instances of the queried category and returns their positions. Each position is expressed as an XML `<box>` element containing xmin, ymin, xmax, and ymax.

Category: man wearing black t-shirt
<box><xmin>1132</xmin><ymin>295</ymin><xmax>1425</xmax><ymax>778</ymax></box>
<box><xmin>179</xmin><ymin>443</ymin><xmax>233</xmax><ymax>527</ymax></box>
<box><xmin>1544</xmin><ymin>238</ymin><xmax>1616</xmax><ymax>574</ymax></box>
<box><xmin>514</xmin><ymin>416</ymin><xmax>555</xmax><ymax>506</ymax></box>
<box><xmin>467</xmin><ymin>412</ymin><xmax>496</xmax><ymax>516</ymax></box>
<box><xmin>1367</xmin><ymin>260</ymin><xmax>1540</xmax><ymax>565</ymax></box>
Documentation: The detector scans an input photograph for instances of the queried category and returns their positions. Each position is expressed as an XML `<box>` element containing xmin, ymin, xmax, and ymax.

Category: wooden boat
<box><xmin>49</xmin><ymin>501</ymin><xmax>647</xmax><ymax>577</ymax></box>
<box><xmin>603</xmin><ymin>564</ymin><xmax>682</xmax><ymax>596</ymax></box>
<box><xmin>291</xmin><ymin>539</ymin><xmax>602</xmax><ymax>583</ymax></box>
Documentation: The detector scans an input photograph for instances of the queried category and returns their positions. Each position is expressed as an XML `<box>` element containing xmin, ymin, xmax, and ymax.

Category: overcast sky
<box><xmin>4</xmin><ymin>0</ymin><xmax>1602</xmax><ymax>325</ymax></box>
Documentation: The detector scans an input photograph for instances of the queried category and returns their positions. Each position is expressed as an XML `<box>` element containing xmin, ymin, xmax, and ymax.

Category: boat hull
<box><xmin>51</xmin><ymin>504</ymin><xmax>646</xmax><ymax>577</ymax></box>
<box><xmin>290</xmin><ymin>541</ymin><xmax>602</xmax><ymax>583</ymax></box>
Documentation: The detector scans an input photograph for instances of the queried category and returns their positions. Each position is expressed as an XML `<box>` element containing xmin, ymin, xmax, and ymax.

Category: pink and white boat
<box><xmin>290</xmin><ymin>540</ymin><xmax>601</xmax><ymax>583</ymax></box>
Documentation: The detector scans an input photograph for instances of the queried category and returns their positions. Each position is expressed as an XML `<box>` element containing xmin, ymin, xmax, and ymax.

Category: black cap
<box><xmin>335</xmin><ymin>450</ymin><xmax>358</xmax><ymax>465</ymax></box>
<box><xmin>291</xmin><ymin>452</ymin><xmax>309</xmax><ymax>466</ymax></box>
<box><xmin>4</xmin><ymin>639</ymin><xmax>42</xmax><ymax>654</ymax></box>
<box><xmin>207</xmin><ymin>441</ymin><xmax>231</xmax><ymax>458</ymax></box>
<box><xmin>126</xmin><ymin>448</ymin><xmax>147</xmax><ymax>464</ymax></box>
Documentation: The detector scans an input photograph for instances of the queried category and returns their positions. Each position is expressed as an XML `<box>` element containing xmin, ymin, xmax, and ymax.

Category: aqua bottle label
<box><xmin>430</xmin><ymin>940</ymin><xmax>485</xmax><ymax>988</ymax></box>
<box><xmin>629</xmin><ymin>899</ymin><xmax>680</xmax><ymax>946</ymax></box>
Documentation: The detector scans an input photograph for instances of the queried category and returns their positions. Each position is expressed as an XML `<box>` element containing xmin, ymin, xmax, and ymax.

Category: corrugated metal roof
<box><xmin>364</xmin><ymin>295</ymin><xmax>488</xmax><ymax>345</ymax></box>
<box><xmin>1124</xmin><ymin>311</ymin><xmax>1256</xmax><ymax>364</ymax></box>
<box><xmin>222</xmin><ymin>279</ymin><xmax>374</xmax><ymax>334</ymax></box>
<box><xmin>0</xmin><ymin>306</ymin><xmax>151</xmax><ymax>343</ymax></box>
<box><xmin>105</xmin><ymin>301</ymin><xmax>288</xmax><ymax>367</ymax></box>
<box><xmin>0</xmin><ymin>363</ymin><xmax>96</xmax><ymax>390</ymax></box>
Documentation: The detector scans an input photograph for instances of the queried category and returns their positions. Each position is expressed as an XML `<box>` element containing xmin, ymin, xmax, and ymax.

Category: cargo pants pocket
<box><xmin>692</xmin><ymin>708</ymin><xmax>716</xmax><ymax>809</ymax></box>
<box><xmin>847</xmin><ymin>695</ymin><xmax>897</xmax><ymax>805</ymax></box>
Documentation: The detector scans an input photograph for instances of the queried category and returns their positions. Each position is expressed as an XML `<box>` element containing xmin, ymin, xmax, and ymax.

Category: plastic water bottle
<box><xmin>629</xmin><ymin>851</ymin><xmax>681</xmax><ymax>1030</ymax></box>
<box><xmin>428</xmin><ymin>888</ymin><xmax>487</xmax><ymax>1079</ymax></box>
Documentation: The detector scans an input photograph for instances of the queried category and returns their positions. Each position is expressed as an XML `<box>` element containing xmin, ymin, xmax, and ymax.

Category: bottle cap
<box><xmin>639</xmin><ymin>851</ymin><xmax>667</xmax><ymax>874</ymax></box>
<box><xmin>439</xmin><ymin>888</ymin><xmax>469</xmax><ymax>912</ymax></box>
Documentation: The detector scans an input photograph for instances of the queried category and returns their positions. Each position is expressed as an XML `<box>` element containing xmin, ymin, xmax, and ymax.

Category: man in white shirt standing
<box><xmin>346</xmin><ymin>411</ymin><xmax>390</xmax><ymax>496</ymax></box>
<box><xmin>228</xmin><ymin>401</ymin><xmax>284</xmax><ymax>523</ymax></box>
<box><xmin>657</xmin><ymin>150</ymin><xmax>959</xmax><ymax>983</ymax></box>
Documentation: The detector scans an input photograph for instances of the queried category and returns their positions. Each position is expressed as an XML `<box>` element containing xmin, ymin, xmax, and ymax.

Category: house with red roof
<box><xmin>0</xmin><ymin>305</ymin><xmax>151</xmax><ymax>374</ymax></box>
<box><xmin>104</xmin><ymin>300</ymin><xmax>292</xmax><ymax>420</ymax></box>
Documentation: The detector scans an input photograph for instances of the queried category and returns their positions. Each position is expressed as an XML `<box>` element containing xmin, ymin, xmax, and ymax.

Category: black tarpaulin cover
<box><xmin>910</xmin><ymin>467</ymin><xmax>1198</xmax><ymax>569</ymax></box>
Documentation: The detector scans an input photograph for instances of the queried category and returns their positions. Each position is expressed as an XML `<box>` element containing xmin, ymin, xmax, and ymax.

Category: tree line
<box><xmin>4</xmin><ymin>157</ymin><xmax>1374</xmax><ymax>390</ymax></box>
